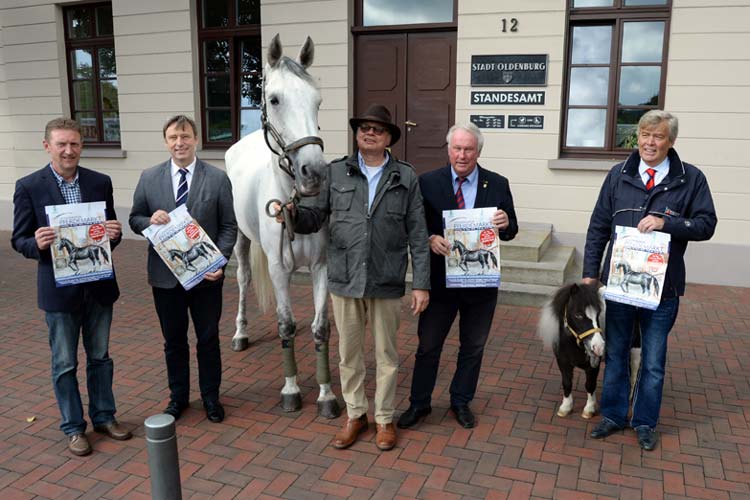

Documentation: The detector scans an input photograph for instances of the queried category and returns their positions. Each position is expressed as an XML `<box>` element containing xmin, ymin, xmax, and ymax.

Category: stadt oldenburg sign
<box><xmin>471</xmin><ymin>54</ymin><xmax>548</xmax><ymax>87</ymax></box>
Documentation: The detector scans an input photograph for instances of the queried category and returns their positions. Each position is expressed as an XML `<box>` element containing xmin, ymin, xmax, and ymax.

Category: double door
<box><xmin>354</xmin><ymin>31</ymin><xmax>456</xmax><ymax>174</ymax></box>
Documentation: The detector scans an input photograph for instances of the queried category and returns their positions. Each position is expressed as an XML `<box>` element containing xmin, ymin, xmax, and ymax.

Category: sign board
<box><xmin>471</xmin><ymin>91</ymin><xmax>545</xmax><ymax>105</ymax></box>
<box><xmin>470</xmin><ymin>115</ymin><xmax>505</xmax><ymax>129</ymax></box>
<box><xmin>471</xmin><ymin>54</ymin><xmax>548</xmax><ymax>86</ymax></box>
<box><xmin>508</xmin><ymin>115</ymin><xmax>544</xmax><ymax>129</ymax></box>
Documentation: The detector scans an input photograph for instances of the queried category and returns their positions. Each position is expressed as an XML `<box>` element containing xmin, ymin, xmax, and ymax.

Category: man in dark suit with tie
<box><xmin>398</xmin><ymin>123</ymin><xmax>518</xmax><ymax>429</ymax></box>
<box><xmin>12</xmin><ymin>117</ymin><xmax>132</xmax><ymax>456</ymax></box>
<box><xmin>129</xmin><ymin>115</ymin><xmax>236</xmax><ymax>423</ymax></box>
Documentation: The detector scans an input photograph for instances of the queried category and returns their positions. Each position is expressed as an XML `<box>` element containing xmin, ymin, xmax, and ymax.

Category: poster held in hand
<box><xmin>443</xmin><ymin>207</ymin><xmax>501</xmax><ymax>288</ymax></box>
<box><xmin>45</xmin><ymin>201</ymin><xmax>114</xmax><ymax>287</ymax></box>
<box><xmin>604</xmin><ymin>225</ymin><xmax>670</xmax><ymax>310</ymax></box>
<box><xmin>142</xmin><ymin>205</ymin><xmax>227</xmax><ymax>290</ymax></box>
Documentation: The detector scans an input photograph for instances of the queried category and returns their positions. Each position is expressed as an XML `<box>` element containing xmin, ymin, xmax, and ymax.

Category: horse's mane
<box><xmin>537</xmin><ymin>283</ymin><xmax>601</xmax><ymax>349</ymax></box>
<box><xmin>276</xmin><ymin>56</ymin><xmax>317</xmax><ymax>87</ymax></box>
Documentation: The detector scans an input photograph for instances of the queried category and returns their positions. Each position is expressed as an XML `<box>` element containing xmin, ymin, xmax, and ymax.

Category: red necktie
<box><xmin>645</xmin><ymin>168</ymin><xmax>656</xmax><ymax>191</ymax></box>
<box><xmin>455</xmin><ymin>177</ymin><xmax>466</xmax><ymax>209</ymax></box>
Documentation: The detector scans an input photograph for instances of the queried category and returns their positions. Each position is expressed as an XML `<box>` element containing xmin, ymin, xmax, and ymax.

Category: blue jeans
<box><xmin>600</xmin><ymin>298</ymin><xmax>679</xmax><ymax>430</ymax></box>
<box><xmin>45</xmin><ymin>294</ymin><xmax>117</xmax><ymax>436</ymax></box>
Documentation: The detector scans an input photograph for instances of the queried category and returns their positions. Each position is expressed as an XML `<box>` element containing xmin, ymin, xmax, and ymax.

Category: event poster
<box><xmin>142</xmin><ymin>205</ymin><xmax>227</xmax><ymax>290</ymax></box>
<box><xmin>443</xmin><ymin>207</ymin><xmax>501</xmax><ymax>288</ymax></box>
<box><xmin>45</xmin><ymin>201</ymin><xmax>114</xmax><ymax>287</ymax></box>
<box><xmin>604</xmin><ymin>225</ymin><xmax>670</xmax><ymax>310</ymax></box>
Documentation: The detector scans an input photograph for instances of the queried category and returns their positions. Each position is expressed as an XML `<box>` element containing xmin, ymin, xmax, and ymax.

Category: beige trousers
<box><xmin>331</xmin><ymin>294</ymin><xmax>402</xmax><ymax>424</ymax></box>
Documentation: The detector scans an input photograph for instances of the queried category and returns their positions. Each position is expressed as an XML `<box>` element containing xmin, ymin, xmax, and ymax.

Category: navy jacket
<box><xmin>583</xmin><ymin>148</ymin><xmax>717</xmax><ymax>298</ymax></box>
<box><xmin>11</xmin><ymin>165</ymin><xmax>121</xmax><ymax>312</ymax></box>
<box><xmin>420</xmin><ymin>165</ymin><xmax>518</xmax><ymax>303</ymax></box>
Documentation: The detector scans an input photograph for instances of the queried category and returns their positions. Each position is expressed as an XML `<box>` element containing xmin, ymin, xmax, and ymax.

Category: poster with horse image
<box><xmin>142</xmin><ymin>205</ymin><xmax>227</xmax><ymax>290</ymax></box>
<box><xmin>443</xmin><ymin>207</ymin><xmax>501</xmax><ymax>288</ymax></box>
<box><xmin>604</xmin><ymin>225</ymin><xmax>670</xmax><ymax>310</ymax></box>
<box><xmin>45</xmin><ymin>201</ymin><xmax>114</xmax><ymax>287</ymax></box>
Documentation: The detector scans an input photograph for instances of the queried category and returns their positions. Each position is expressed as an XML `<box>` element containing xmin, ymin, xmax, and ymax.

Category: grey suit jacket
<box><xmin>129</xmin><ymin>158</ymin><xmax>237</xmax><ymax>289</ymax></box>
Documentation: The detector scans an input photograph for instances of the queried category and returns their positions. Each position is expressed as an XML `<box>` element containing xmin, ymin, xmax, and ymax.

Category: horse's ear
<box><xmin>298</xmin><ymin>36</ymin><xmax>314</xmax><ymax>68</ymax></box>
<box><xmin>570</xmin><ymin>283</ymin><xmax>579</xmax><ymax>295</ymax></box>
<box><xmin>268</xmin><ymin>33</ymin><xmax>283</xmax><ymax>68</ymax></box>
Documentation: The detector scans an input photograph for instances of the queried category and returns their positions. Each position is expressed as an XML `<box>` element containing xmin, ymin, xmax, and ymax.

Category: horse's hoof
<box><xmin>231</xmin><ymin>337</ymin><xmax>250</xmax><ymax>352</ymax></box>
<box><xmin>557</xmin><ymin>407</ymin><xmax>572</xmax><ymax>417</ymax></box>
<box><xmin>582</xmin><ymin>409</ymin><xmax>597</xmax><ymax>419</ymax></box>
<box><xmin>317</xmin><ymin>398</ymin><xmax>341</xmax><ymax>419</ymax></box>
<box><xmin>281</xmin><ymin>393</ymin><xmax>302</xmax><ymax>412</ymax></box>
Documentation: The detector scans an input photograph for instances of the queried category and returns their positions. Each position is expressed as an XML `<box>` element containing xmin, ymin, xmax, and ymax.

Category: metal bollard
<box><xmin>145</xmin><ymin>414</ymin><xmax>182</xmax><ymax>500</ymax></box>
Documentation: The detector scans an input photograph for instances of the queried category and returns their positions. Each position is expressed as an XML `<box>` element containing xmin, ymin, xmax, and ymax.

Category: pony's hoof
<box><xmin>317</xmin><ymin>398</ymin><xmax>341</xmax><ymax>419</ymax></box>
<box><xmin>557</xmin><ymin>407</ymin><xmax>572</xmax><ymax>417</ymax></box>
<box><xmin>231</xmin><ymin>337</ymin><xmax>250</xmax><ymax>351</ymax></box>
<box><xmin>582</xmin><ymin>409</ymin><xmax>597</xmax><ymax>419</ymax></box>
<box><xmin>281</xmin><ymin>393</ymin><xmax>302</xmax><ymax>412</ymax></box>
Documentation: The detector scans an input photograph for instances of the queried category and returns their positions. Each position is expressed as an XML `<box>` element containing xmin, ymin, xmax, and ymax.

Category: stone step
<box><xmin>496</xmin><ymin>281</ymin><xmax>558</xmax><ymax>307</ymax></box>
<box><xmin>499</xmin><ymin>229</ymin><xmax>552</xmax><ymax>263</ymax></box>
<box><xmin>501</xmin><ymin>245</ymin><xmax>575</xmax><ymax>286</ymax></box>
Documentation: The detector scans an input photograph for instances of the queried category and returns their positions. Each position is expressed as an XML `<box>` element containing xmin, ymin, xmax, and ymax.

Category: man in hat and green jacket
<box><xmin>292</xmin><ymin>104</ymin><xmax>430</xmax><ymax>452</ymax></box>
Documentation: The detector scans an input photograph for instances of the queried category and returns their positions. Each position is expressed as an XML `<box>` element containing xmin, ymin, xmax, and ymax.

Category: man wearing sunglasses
<box><xmin>583</xmin><ymin>110</ymin><xmax>717</xmax><ymax>451</ymax></box>
<box><xmin>292</xmin><ymin>103</ymin><xmax>430</xmax><ymax>452</ymax></box>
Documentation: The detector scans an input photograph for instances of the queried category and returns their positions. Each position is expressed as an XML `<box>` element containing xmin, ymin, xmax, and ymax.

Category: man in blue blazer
<box><xmin>12</xmin><ymin>117</ymin><xmax>132</xmax><ymax>456</ymax></box>
<box><xmin>398</xmin><ymin>123</ymin><xmax>518</xmax><ymax>429</ymax></box>
<box><xmin>129</xmin><ymin>115</ymin><xmax>236</xmax><ymax>423</ymax></box>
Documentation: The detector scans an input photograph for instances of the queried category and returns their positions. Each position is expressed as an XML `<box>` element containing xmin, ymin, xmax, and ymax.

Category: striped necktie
<box><xmin>455</xmin><ymin>177</ymin><xmax>467</xmax><ymax>209</ymax></box>
<box><xmin>176</xmin><ymin>168</ymin><xmax>189</xmax><ymax>206</ymax></box>
<box><xmin>645</xmin><ymin>168</ymin><xmax>656</xmax><ymax>191</ymax></box>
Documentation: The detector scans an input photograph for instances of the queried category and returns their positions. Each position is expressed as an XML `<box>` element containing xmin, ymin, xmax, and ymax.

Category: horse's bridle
<box><xmin>260</xmin><ymin>74</ymin><xmax>324</xmax><ymax>181</ymax></box>
<box><xmin>260</xmin><ymin>71</ymin><xmax>325</xmax><ymax>269</ymax></box>
<box><xmin>563</xmin><ymin>306</ymin><xmax>602</xmax><ymax>347</ymax></box>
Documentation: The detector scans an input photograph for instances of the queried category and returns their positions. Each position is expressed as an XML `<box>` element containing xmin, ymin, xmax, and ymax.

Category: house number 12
<box><xmin>501</xmin><ymin>18</ymin><xmax>518</xmax><ymax>33</ymax></box>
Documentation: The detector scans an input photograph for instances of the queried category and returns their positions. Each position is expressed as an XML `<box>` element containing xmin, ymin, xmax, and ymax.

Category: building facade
<box><xmin>1</xmin><ymin>0</ymin><xmax>748</xmax><ymax>286</ymax></box>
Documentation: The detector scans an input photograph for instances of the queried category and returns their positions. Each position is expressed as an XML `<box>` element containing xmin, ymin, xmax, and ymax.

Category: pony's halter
<box><xmin>260</xmin><ymin>74</ymin><xmax>324</xmax><ymax>181</ymax></box>
<box><xmin>563</xmin><ymin>306</ymin><xmax>602</xmax><ymax>347</ymax></box>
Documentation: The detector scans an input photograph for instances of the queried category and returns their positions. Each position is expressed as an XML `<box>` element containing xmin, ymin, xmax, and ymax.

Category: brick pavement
<box><xmin>0</xmin><ymin>232</ymin><xmax>749</xmax><ymax>499</ymax></box>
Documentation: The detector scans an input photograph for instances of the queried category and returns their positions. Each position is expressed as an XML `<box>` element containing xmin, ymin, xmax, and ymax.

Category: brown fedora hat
<box><xmin>349</xmin><ymin>103</ymin><xmax>401</xmax><ymax>146</ymax></box>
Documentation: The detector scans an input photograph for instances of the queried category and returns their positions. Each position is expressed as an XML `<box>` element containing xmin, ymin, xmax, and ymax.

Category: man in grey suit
<box><xmin>129</xmin><ymin>115</ymin><xmax>236</xmax><ymax>423</ymax></box>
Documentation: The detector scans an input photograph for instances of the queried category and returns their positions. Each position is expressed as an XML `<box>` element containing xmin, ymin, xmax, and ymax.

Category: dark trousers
<box><xmin>152</xmin><ymin>283</ymin><xmax>223</xmax><ymax>403</ymax></box>
<box><xmin>409</xmin><ymin>292</ymin><xmax>497</xmax><ymax>408</ymax></box>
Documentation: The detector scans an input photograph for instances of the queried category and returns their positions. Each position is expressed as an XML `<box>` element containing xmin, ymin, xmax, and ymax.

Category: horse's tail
<box><xmin>249</xmin><ymin>239</ymin><xmax>275</xmax><ymax>313</ymax></box>
<box><xmin>537</xmin><ymin>300</ymin><xmax>560</xmax><ymax>350</ymax></box>
<box><xmin>100</xmin><ymin>246</ymin><xmax>110</xmax><ymax>264</ymax></box>
<box><xmin>489</xmin><ymin>252</ymin><xmax>498</xmax><ymax>268</ymax></box>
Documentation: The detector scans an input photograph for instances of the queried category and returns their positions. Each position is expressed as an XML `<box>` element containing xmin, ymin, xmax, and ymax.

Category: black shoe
<box><xmin>590</xmin><ymin>418</ymin><xmax>623</xmax><ymax>439</ymax></box>
<box><xmin>635</xmin><ymin>426</ymin><xmax>658</xmax><ymax>451</ymax></box>
<box><xmin>450</xmin><ymin>405</ymin><xmax>476</xmax><ymax>429</ymax></box>
<box><xmin>397</xmin><ymin>406</ymin><xmax>432</xmax><ymax>429</ymax></box>
<box><xmin>204</xmin><ymin>400</ymin><xmax>225</xmax><ymax>423</ymax></box>
<box><xmin>164</xmin><ymin>400</ymin><xmax>189</xmax><ymax>420</ymax></box>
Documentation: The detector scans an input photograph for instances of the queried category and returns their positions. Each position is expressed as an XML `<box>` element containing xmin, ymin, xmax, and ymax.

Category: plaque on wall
<box><xmin>471</xmin><ymin>91</ymin><xmax>545</xmax><ymax>105</ymax></box>
<box><xmin>471</xmin><ymin>55</ymin><xmax>548</xmax><ymax>86</ymax></box>
<box><xmin>470</xmin><ymin>115</ymin><xmax>505</xmax><ymax>129</ymax></box>
<box><xmin>508</xmin><ymin>115</ymin><xmax>544</xmax><ymax>129</ymax></box>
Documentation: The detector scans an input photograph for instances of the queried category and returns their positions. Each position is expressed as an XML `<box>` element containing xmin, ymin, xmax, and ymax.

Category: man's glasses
<box><xmin>359</xmin><ymin>124</ymin><xmax>387</xmax><ymax>135</ymax></box>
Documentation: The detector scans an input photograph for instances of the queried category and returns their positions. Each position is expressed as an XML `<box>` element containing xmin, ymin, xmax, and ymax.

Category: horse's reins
<box><xmin>563</xmin><ymin>306</ymin><xmax>602</xmax><ymax>347</ymax></box>
<box><xmin>260</xmin><ymin>72</ymin><xmax>324</xmax><ymax>269</ymax></box>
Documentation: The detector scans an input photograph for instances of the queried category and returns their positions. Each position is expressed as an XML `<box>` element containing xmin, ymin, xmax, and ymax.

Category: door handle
<box><xmin>404</xmin><ymin>120</ymin><xmax>418</xmax><ymax>127</ymax></box>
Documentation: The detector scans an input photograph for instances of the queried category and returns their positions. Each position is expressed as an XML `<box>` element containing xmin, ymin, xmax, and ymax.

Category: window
<box><xmin>561</xmin><ymin>0</ymin><xmax>670</xmax><ymax>156</ymax></box>
<box><xmin>197</xmin><ymin>0</ymin><xmax>262</xmax><ymax>147</ymax></box>
<box><xmin>64</xmin><ymin>3</ymin><xmax>120</xmax><ymax>145</ymax></box>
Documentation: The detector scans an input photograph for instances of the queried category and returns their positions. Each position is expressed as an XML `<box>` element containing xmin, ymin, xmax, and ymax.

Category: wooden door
<box><xmin>355</xmin><ymin>31</ymin><xmax>456</xmax><ymax>174</ymax></box>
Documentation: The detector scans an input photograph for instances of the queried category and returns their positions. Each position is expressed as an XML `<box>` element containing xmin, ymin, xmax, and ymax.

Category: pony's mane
<box><xmin>537</xmin><ymin>283</ymin><xmax>601</xmax><ymax>350</ymax></box>
<box><xmin>276</xmin><ymin>56</ymin><xmax>317</xmax><ymax>87</ymax></box>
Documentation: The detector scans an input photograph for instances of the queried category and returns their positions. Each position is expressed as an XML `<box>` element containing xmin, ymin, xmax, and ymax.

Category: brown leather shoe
<box><xmin>68</xmin><ymin>433</ymin><xmax>92</xmax><ymax>456</ymax></box>
<box><xmin>375</xmin><ymin>423</ymin><xmax>397</xmax><ymax>451</ymax></box>
<box><xmin>94</xmin><ymin>420</ymin><xmax>133</xmax><ymax>441</ymax></box>
<box><xmin>332</xmin><ymin>415</ymin><xmax>368</xmax><ymax>449</ymax></box>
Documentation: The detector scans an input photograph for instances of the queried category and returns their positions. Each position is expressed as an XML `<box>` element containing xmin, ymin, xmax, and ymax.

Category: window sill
<box><xmin>81</xmin><ymin>148</ymin><xmax>127</xmax><ymax>159</ymax></box>
<box><xmin>548</xmin><ymin>158</ymin><xmax>614</xmax><ymax>171</ymax></box>
<box><xmin>198</xmin><ymin>149</ymin><xmax>227</xmax><ymax>160</ymax></box>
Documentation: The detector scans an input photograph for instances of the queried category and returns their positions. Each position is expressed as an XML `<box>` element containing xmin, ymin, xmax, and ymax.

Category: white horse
<box><xmin>225</xmin><ymin>35</ymin><xmax>340</xmax><ymax>418</ymax></box>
